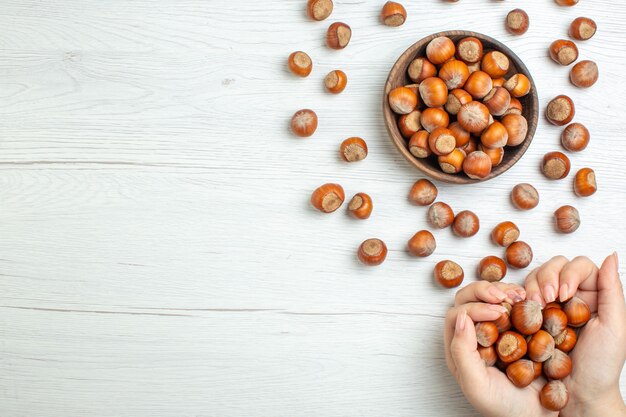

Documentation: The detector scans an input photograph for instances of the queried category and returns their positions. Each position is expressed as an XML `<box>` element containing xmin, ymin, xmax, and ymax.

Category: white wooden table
<box><xmin>1</xmin><ymin>1</ymin><xmax>625</xmax><ymax>416</ymax></box>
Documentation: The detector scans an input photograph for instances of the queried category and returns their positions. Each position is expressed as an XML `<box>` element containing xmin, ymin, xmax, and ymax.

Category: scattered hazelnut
<box><xmin>434</xmin><ymin>260</ymin><xmax>464</xmax><ymax>288</ymax></box>
<box><xmin>452</xmin><ymin>210</ymin><xmax>480</xmax><ymax>237</ymax></box>
<box><xmin>511</xmin><ymin>183</ymin><xmax>539</xmax><ymax>210</ymax></box>
<box><xmin>546</xmin><ymin>95</ymin><xmax>575</xmax><ymax>126</ymax></box>
<box><xmin>570</xmin><ymin>17</ymin><xmax>597</xmax><ymax>40</ymax></box>
<box><xmin>427</xmin><ymin>202</ymin><xmax>455</xmax><ymax>229</ymax></box>
<box><xmin>348</xmin><ymin>193</ymin><xmax>373</xmax><ymax>219</ymax></box>
<box><xmin>506</xmin><ymin>9</ymin><xmax>529</xmax><ymax>35</ymax></box>
<box><xmin>339</xmin><ymin>137</ymin><xmax>368</xmax><ymax>162</ymax></box>
<box><xmin>408</xmin><ymin>179</ymin><xmax>438</xmax><ymax>206</ymax></box>
<box><xmin>505</xmin><ymin>241</ymin><xmax>533</xmax><ymax>269</ymax></box>
<box><xmin>478</xmin><ymin>256</ymin><xmax>507</xmax><ymax>282</ymax></box>
<box><xmin>492</xmin><ymin>221</ymin><xmax>520</xmax><ymax>247</ymax></box>
<box><xmin>549</xmin><ymin>40</ymin><xmax>579</xmax><ymax>66</ymax></box>
<box><xmin>561</xmin><ymin>123</ymin><xmax>590</xmax><ymax>152</ymax></box>
<box><xmin>310</xmin><ymin>183</ymin><xmax>345</xmax><ymax>213</ymax></box>
<box><xmin>326</xmin><ymin>22</ymin><xmax>352</xmax><ymax>49</ymax></box>
<box><xmin>542</xmin><ymin>151</ymin><xmax>571</xmax><ymax>180</ymax></box>
<box><xmin>554</xmin><ymin>205</ymin><xmax>580</xmax><ymax>234</ymax></box>
<box><xmin>358</xmin><ymin>238</ymin><xmax>388</xmax><ymax>266</ymax></box>
<box><xmin>574</xmin><ymin>168</ymin><xmax>597</xmax><ymax>197</ymax></box>
<box><xmin>570</xmin><ymin>60</ymin><xmax>598</xmax><ymax>88</ymax></box>
<box><xmin>407</xmin><ymin>230</ymin><xmax>436</xmax><ymax>257</ymax></box>
<box><xmin>381</xmin><ymin>1</ymin><xmax>407</xmax><ymax>27</ymax></box>
<box><xmin>291</xmin><ymin>109</ymin><xmax>318</xmax><ymax>137</ymax></box>
<box><xmin>288</xmin><ymin>51</ymin><xmax>313</xmax><ymax>77</ymax></box>
<box><xmin>307</xmin><ymin>0</ymin><xmax>334</xmax><ymax>21</ymax></box>
<box><xmin>324</xmin><ymin>70</ymin><xmax>348</xmax><ymax>93</ymax></box>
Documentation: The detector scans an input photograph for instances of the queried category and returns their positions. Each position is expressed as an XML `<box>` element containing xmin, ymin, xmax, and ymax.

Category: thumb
<box><xmin>597</xmin><ymin>252</ymin><xmax>626</xmax><ymax>323</ymax></box>
<box><xmin>450</xmin><ymin>310</ymin><xmax>488</xmax><ymax>391</ymax></box>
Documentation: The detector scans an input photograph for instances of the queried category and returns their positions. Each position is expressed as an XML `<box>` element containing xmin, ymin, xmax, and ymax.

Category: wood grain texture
<box><xmin>383</xmin><ymin>30</ymin><xmax>539</xmax><ymax>183</ymax></box>
<box><xmin>0</xmin><ymin>1</ymin><xmax>625</xmax><ymax>416</ymax></box>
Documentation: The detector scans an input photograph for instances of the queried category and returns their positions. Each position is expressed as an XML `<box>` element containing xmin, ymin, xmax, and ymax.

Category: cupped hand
<box><xmin>524</xmin><ymin>253</ymin><xmax>626</xmax><ymax>417</ymax></box>
<box><xmin>444</xmin><ymin>281</ymin><xmax>558</xmax><ymax>417</ymax></box>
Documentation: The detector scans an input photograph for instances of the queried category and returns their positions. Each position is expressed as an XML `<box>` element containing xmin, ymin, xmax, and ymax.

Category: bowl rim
<box><xmin>383</xmin><ymin>30</ymin><xmax>539</xmax><ymax>184</ymax></box>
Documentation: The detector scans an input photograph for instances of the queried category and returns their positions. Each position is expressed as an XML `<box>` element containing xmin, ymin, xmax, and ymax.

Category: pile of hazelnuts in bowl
<box><xmin>383</xmin><ymin>31</ymin><xmax>539</xmax><ymax>184</ymax></box>
<box><xmin>477</xmin><ymin>296</ymin><xmax>591</xmax><ymax>411</ymax></box>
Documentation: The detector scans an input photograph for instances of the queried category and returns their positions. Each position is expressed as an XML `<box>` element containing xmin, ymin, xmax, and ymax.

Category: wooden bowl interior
<box><xmin>383</xmin><ymin>31</ymin><xmax>539</xmax><ymax>184</ymax></box>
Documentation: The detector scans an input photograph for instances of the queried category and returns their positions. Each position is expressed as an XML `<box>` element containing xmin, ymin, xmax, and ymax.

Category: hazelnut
<box><xmin>408</xmin><ymin>57</ymin><xmax>437</xmax><ymax>83</ymax></box>
<box><xmin>324</xmin><ymin>70</ymin><xmax>348</xmax><ymax>94</ymax></box>
<box><xmin>546</xmin><ymin>95</ymin><xmax>575</xmax><ymax>126</ymax></box>
<box><xmin>380</xmin><ymin>1</ymin><xmax>407</xmax><ymax>27</ymax></box>
<box><xmin>570</xmin><ymin>60</ymin><xmax>598</xmax><ymax>88</ymax></box>
<box><xmin>408</xmin><ymin>179</ymin><xmax>438</xmax><ymax>206</ymax></box>
<box><xmin>505</xmin><ymin>241</ymin><xmax>533</xmax><ymax>269</ymax></box>
<box><xmin>452</xmin><ymin>210</ymin><xmax>480</xmax><ymax>237</ymax></box>
<box><xmin>570</xmin><ymin>17</ymin><xmax>597</xmax><ymax>40</ymax></box>
<box><xmin>426</xmin><ymin>36</ymin><xmax>456</xmax><ymax>65</ymax></box>
<box><xmin>561</xmin><ymin>123</ymin><xmax>590</xmax><ymax>152</ymax></box>
<box><xmin>408</xmin><ymin>131</ymin><xmax>431</xmax><ymax>158</ymax></box>
<box><xmin>445</xmin><ymin>89</ymin><xmax>472</xmax><ymax>115</ymax></box>
<box><xmin>464</xmin><ymin>71</ymin><xmax>493</xmax><ymax>99</ymax></box>
<box><xmin>479</xmin><ymin>145</ymin><xmax>504</xmax><ymax>167</ymax></box>
<box><xmin>506</xmin><ymin>9</ymin><xmax>529</xmax><ymax>35</ymax></box>
<box><xmin>483</xmin><ymin>87</ymin><xmax>511</xmax><ymax>116</ymax></box>
<box><xmin>448</xmin><ymin>121</ymin><xmax>470</xmax><ymax>148</ymax></box>
<box><xmin>554</xmin><ymin>205</ymin><xmax>580</xmax><ymax>234</ymax></box>
<box><xmin>491</xmin><ymin>221</ymin><xmax>520</xmax><ymax>247</ymax></box>
<box><xmin>358</xmin><ymin>238</ymin><xmax>388</xmax><ymax>266</ymax></box>
<box><xmin>291</xmin><ymin>109</ymin><xmax>318</xmax><ymax>137</ymax></box>
<box><xmin>455</xmin><ymin>37</ymin><xmax>483</xmax><ymax>64</ymax></box>
<box><xmin>398</xmin><ymin>110</ymin><xmax>422</xmax><ymax>138</ymax></box>
<box><xmin>574</xmin><ymin>167</ymin><xmax>597</xmax><ymax>197</ymax></box>
<box><xmin>407</xmin><ymin>230</ymin><xmax>436</xmax><ymax>257</ymax></box>
<box><xmin>544</xmin><ymin>349</ymin><xmax>572</xmax><ymax>380</ymax></box>
<box><xmin>511</xmin><ymin>300</ymin><xmax>543</xmax><ymax>335</ymax></box>
<box><xmin>438</xmin><ymin>148</ymin><xmax>466</xmax><ymax>174</ymax></box>
<box><xmin>419</xmin><ymin>77</ymin><xmax>449</xmax><ymax>108</ymax></box>
<box><xmin>421</xmin><ymin>107</ymin><xmax>450</xmax><ymax>132</ymax></box>
<box><xmin>501</xmin><ymin>114</ymin><xmax>528</xmax><ymax>147</ymax></box>
<box><xmin>563</xmin><ymin>296</ymin><xmax>591</xmax><ymax>327</ymax></box>
<box><xmin>428</xmin><ymin>127</ymin><xmax>456</xmax><ymax>156</ymax></box>
<box><xmin>389</xmin><ymin>86</ymin><xmax>418</xmax><ymax>114</ymax></box>
<box><xmin>307</xmin><ymin>0</ymin><xmax>333</xmax><ymax>21</ymax></box>
<box><xmin>481</xmin><ymin>51</ymin><xmax>510</xmax><ymax>79</ymax></box>
<box><xmin>439</xmin><ymin>60</ymin><xmax>470</xmax><ymax>90</ymax></box>
<box><xmin>496</xmin><ymin>331</ymin><xmax>527</xmax><ymax>363</ymax></box>
<box><xmin>478</xmin><ymin>256</ymin><xmax>507</xmax><ymax>282</ymax></box>
<box><xmin>434</xmin><ymin>260</ymin><xmax>464</xmax><ymax>288</ymax></box>
<box><xmin>549</xmin><ymin>40</ymin><xmax>579</xmax><ymax>66</ymax></box>
<box><xmin>511</xmin><ymin>183</ymin><xmax>539</xmax><ymax>210</ymax></box>
<box><xmin>503</xmin><ymin>74</ymin><xmax>531</xmax><ymax>98</ymax></box>
<box><xmin>458</xmin><ymin>101</ymin><xmax>490</xmax><ymax>133</ymax></box>
<box><xmin>462</xmin><ymin>151</ymin><xmax>492</xmax><ymax>179</ymax></box>
<box><xmin>540</xmin><ymin>380</ymin><xmax>569</xmax><ymax>412</ymax></box>
<box><xmin>476</xmin><ymin>322</ymin><xmax>499</xmax><ymax>347</ymax></box>
<box><xmin>504</xmin><ymin>97</ymin><xmax>523</xmax><ymax>116</ymax></box>
<box><xmin>348</xmin><ymin>193</ymin><xmax>373</xmax><ymax>219</ymax></box>
<box><xmin>427</xmin><ymin>202</ymin><xmax>454</xmax><ymax>229</ymax></box>
<box><xmin>288</xmin><ymin>51</ymin><xmax>313</xmax><ymax>77</ymax></box>
<box><xmin>326</xmin><ymin>22</ymin><xmax>352</xmax><ymax>49</ymax></box>
<box><xmin>310</xmin><ymin>183</ymin><xmax>345</xmax><ymax>213</ymax></box>
<box><xmin>542</xmin><ymin>151</ymin><xmax>571</xmax><ymax>180</ymax></box>
<box><xmin>480</xmin><ymin>121</ymin><xmax>509</xmax><ymax>149</ymax></box>
<box><xmin>339</xmin><ymin>137</ymin><xmax>368</xmax><ymax>162</ymax></box>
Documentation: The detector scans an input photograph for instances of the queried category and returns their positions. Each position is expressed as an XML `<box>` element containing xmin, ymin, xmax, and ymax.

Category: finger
<box><xmin>558</xmin><ymin>256</ymin><xmax>599</xmax><ymax>302</ymax></box>
<box><xmin>444</xmin><ymin>303</ymin><xmax>510</xmax><ymax>374</ymax></box>
<box><xmin>597</xmin><ymin>253</ymin><xmax>626</xmax><ymax>324</ymax></box>
<box><xmin>455</xmin><ymin>281</ymin><xmax>508</xmax><ymax>306</ymax></box>
<box><xmin>575</xmin><ymin>289</ymin><xmax>598</xmax><ymax>313</ymax></box>
<box><xmin>536</xmin><ymin>256</ymin><xmax>569</xmax><ymax>303</ymax></box>
<box><xmin>493</xmin><ymin>282</ymin><xmax>526</xmax><ymax>303</ymax></box>
<box><xmin>524</xmin><ymin>267</ymin><xmax>545</xmax><ymax>306</ymax></box>
<box><xmin>450</xmin><ymin>311</ymin><xmax>489</xmax><ymax>391</ymax></box>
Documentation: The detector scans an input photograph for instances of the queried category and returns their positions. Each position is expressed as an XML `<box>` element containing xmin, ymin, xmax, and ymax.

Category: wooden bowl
<box><xmin>383</xmin><ymin>31</ymin><xmax>539</xmax><ymax>184</ymax></box>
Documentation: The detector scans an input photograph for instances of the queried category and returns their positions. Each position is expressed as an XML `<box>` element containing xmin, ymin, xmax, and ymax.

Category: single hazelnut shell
<box><xmin>505</xmin><ymin>241</ymin><xmax>533</xmax><ymax>269</ymax></box>
<box><xmin>504</xmin><ymin>97</ymin><xmax>523</xmax><ymax>116</ymax></box>
<box><xmin>408</xmin><ymin>179</ymin><xmax>438</xmax><ymax>206</ymax></box>
<box><xmin>438</xmin><ymin>148</ymin><xmax>466</xmax><ymax>174</ymax></box>
<box><xmin>324</xmin><ymin>70</ymin><xmax>347</xmax><ymax>94</ymax></box>
<box><xmin>389</xmin><ymin>86</ymin><xmax>418</xmax><ymax>114</ymax></box>
<box><xmin>426</xmin><ymin>36</ymin><xmax>456</xmax><ymax>65</ymax></box>
<box><xmin>476</xmin><ymin>321</ymin><xmax>499</xmax><ymax>347</ymax></box>
<box><xmin>483</xmin><ymin>87</ymin><xmax>511</xmax><ymax>116</ymax></box>
<box><xmin>503</xmin><ymin>74</ymin><xmax>531</xmax><ymax>98</ymax></box>
<box><xmin>438</xmin><ymin>60</ymin><xmax>470</xmax><ymax>90</ymax></box>
<box><xmin>449</xmin><ymin>121</ymin><xmax>471</xmax><ymax>148</ymax></box>
<box><xmin>554</xmin><ymin>205</ymin><xmax>580</xmax><ymax>234</ymax></box>
<box><xmin>540</xmin><ymin>380</ymin><xmax>569</xmax><ymax>412</ymax></box>
<box><xmin>506</xmin><ymin>9</ymin><xmax>529</xmax><ymax>35</ymax></box>
<box><xmin>408</xmin><ymin>57</ymin><xmax>437</xmax><ymax>83</ymax></box>
<box><xmin>544</xmin><ymin>349</ymin><xmax>572</xmax><ymax>380</ymax></box>
<box><xmin>478</xmin><ymin>345</ymin><xmax>497</xmax><ymax>366</ymax></box>
<box><xmin>561</xmin><ymin>123</ymin><xmax>590</xmax><ymax>152</ymax></box>
<box><xmin>542</xmin><ymin>151</ymin><xmax>571</xmax><ymax>180</ymax></box>
<box><xmin>481</xmin><ymin>51</ymin><xmax>510</xmax><ymax>79</ymax></box>
<box><xmin>462</xmin><ymin>151</ymin><xmax>492</xmax><ymax>179</ymax></box>
<box><xmin>554</xmin><ymin>327</ymin><xmax>577</xmax><ymax>353</ymax></box>
<box><xmin>546</xmin><ymin>95</ymin><xmax>575</xmax><ymax>126</ymax></box>
<box><xmin>408</xmin><ymin>131</ymin><xmax>431</xmax><ymax>158</ymax></box>
<box><xmin>452</xmin><ymin>210</ymin><xmax>480</xmax><ymax>237</ymax></box>
<box><xmin>496</xmin><ymin>331</ymin><xmax>527</xmax><ymax>363</ymax></box>
<box><xmin>478</xmin><ymin>145</ymin><xmax>504</xmax><ymax>167</ymax></box>
<box><xmin>511</xmin><ymin>300</ymin><xmax>543</xmax><ymax>335</ymax></box>
<box><xmin>419</xmin><ymin>77</ymin><xmax>449</xmax><ymax>108</ymax></box>
<box><xmin>427</xmin><ymin>202</ymin><xmax>455</xmax><ymax>229</ymax></box>
<box><xmin>464</xmin><ymin>71</ymin><xmax>493</xmax><ymax>99</ymax></box>
<box><xmin>528</xmin><ymin>330</ymin><xmax>555</xmax><ymax>363</ymax></box>
<box><xmin>339</xmin><ymin>137</ymin><xmax>368</xmax><ymax>162</ymax></box>
<box><xmin>428</xmin><ymin>127</ymin><xmax>456</xmax><ymax>156</ymax></box>
<box><xmin>310</xmin><ymin>183</ymin><xmax>345</xmax><ymax>213</ymax></box>
<box><xmin>501</xmin><ymin>114</ymin><xmax>528</xmax><ymax>146</ymax></box>
<box><xmin>491</xmin><ymin>221</ymin><xmax>520</xmax><ymax>247</ymax></box>
<box><xmin>570</xmin><ymin>17</ymin><xmax>597</xmax><ymax>40</ymax></box>
<box><xmin>398</xmin><ymin>110</ymin><xmax>422</xmax><ymax>138</ymax></box>
<box><xmin>288</xmin><ymin>51</ymin><xmax>313</xmax><ymax>77</ymax></box>
<box><xmin>549</xmin><ymin>39</ymin><xmax>579</xmax><ymax>66</ymax></box>
<box><xmin>407</xmin><ymin>230</ymin><xmax>436</xmax><ymax>257</ymax></box>
<box><xmin>291</xmin><ymin>109</ymin><xmax>318</xmax><ymax>137</ymax></box>
<box><xmin>570</xmin><ymin>60</ymin><xmax>598</xmax><ymax>88</ymax></box>
<box><xmin>478</xmin><ymin>256</ymin><xmax>507</xmax><ymax>282</ymax></box>
<box><xmin>455</xmin><ymin>37</ymin><xmax>483</xmax><ymax>64</ymax></box>
<box><xmin>458</xmin><ymin>101</ymin><xmax>490</xmax><ymax>133</ymax></box>
<box><xmin>434</xmin><ymin>260</ymin><xmax>464</xmax><ymax>288</ymax></box>
<box><xmin>563</xmin><ymin>296</ymin><xmax>591</xmax><ymax>327</ymax></box>
<box><xmin>421</xmin><ymin>107</ymin><xmax>450</xmax><ymax>133</ymax></box>
<box><xmin>445</xmin><ymin>89</ymin><xmax>473</xmax><ymax>115</ymax></box>
<box><xmin>348</xmin><ymin>193</ymin><xmax>373</xmax><ymax>219</ymax></box>
<box><xmin>380</xmin><ymin>1</ymin><xmax>407</xmax><ymax>27</ymax></box>
<box><xmin>307</xmin><ymin>0</ymin><xmax>333</xmax><ymax>21</ymax></box>
<box><xmin>506</xmin><ymin>359</ymin><xmax>536</xmax><ymax>388</ymax></box>
<box><xmin>511</xmin><ymin>183</ymin><xmax>539</xmax><ymax>210</ymax></box>
<box><xmin>326</xmin><ymin>22</ymin><xmax>352</xmax><ymax>50</ymax></box>
<box><xmin>480</xmin><ymin>121</ymin><xmax>509</xmax><ymax>149</ymax></box>
<box><xmin>357</xmin><ymin>238</ymin><xmax>388</xmax><ymax>266</ymax></box>
<box><xmin>574</xmin><ymin>168</ymin><xmax>597</xmax><ymax>197</ymax></box>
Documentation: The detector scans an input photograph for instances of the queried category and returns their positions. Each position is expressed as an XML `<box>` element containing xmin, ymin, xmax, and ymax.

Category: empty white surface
<box><xmin>0</xmin><ymin>1</ymin><xmax>625</xmax><ymax>416</ymax></box>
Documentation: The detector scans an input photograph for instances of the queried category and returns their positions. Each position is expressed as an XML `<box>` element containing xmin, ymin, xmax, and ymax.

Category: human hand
<box><xmin>444</xmin><ymin>281</ymin><xmax>558</xmax><ymax>417</ymax></box>
<box><xmin>523</xmin><ymin>253</ymin><xmax>626</xmax><ymax>417</ymax></box>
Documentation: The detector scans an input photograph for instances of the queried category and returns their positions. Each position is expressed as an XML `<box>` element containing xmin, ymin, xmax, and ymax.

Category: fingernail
<box><xmin>489</xmin><ymin>286</ymin><xmax>507</xmax><ymax>301</ymax></box>
<box><xmin>517</xmin><ymin>289</ymin><xmax>527</xmax><ymax>299</ymax></box>
<box><xmin>613</xmin><ymin>251</ymin><xmax>619</xmax><ymax>268</ymax></box>
<box><xmin>530</xmin><ymin>293</ymin><xmax>544</xmax><ymax>305</ymax></box>
<box><xmin>544</xmin><ymin>286</ymin><xmax>556</xmax><ymax>303</ymax></box>
<box><xmin>507</xmin><ymin>291</ymin><xmax>522</xmax><ymax>303</ymax></box>
<box><xmin>456</xmin><ymin>310</ymin><xmax>467</xmax><ymax>332</ymax></box>
<box><xmin>513</xmin><ymin>294</ymin><xmax>523</xmax><ymax>303</ymax></box>
<box><xmin>488</xmin><ymin>304</ymin><xmax>508</xmax><ymax>314</ymax></box>
<box><xmin>559</xmin><ymin>284</ymin><xmax>569</xmax><ymax>302</ymax></box>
